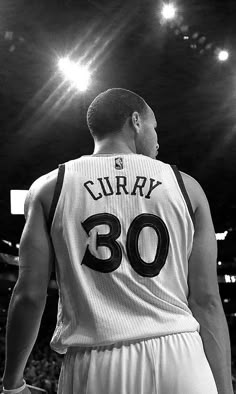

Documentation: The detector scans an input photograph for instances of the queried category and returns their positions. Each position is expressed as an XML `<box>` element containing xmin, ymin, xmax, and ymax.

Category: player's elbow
<box><xmin>14</xmin><ymin>279</ymin><xmax>48</xmax><ymax>305</ymax></box>
<box><xmin>188</xmin><ymin>292</ymin><xmax>223</xmax><ymax>311</ymax></box>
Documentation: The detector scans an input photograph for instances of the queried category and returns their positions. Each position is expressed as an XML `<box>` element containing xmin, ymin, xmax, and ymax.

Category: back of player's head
<box><xmin>87</xmin><ymin>88</ymin><xmax>148</xmax><ymax>139</ymax></box>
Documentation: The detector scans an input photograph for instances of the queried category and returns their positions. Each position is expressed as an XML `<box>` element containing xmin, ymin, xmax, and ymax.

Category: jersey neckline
<box><xmin>82</xmin><ymin>153</ymin><xmax>144</xmax><ymax>157</ymax></box>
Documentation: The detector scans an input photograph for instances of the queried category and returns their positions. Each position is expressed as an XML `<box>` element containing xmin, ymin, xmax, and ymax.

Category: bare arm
<box><xmin>2</xmin><ymin>179</ymin><xmax>54</xmax><ymax>390</ymax></box>
<box><xmin>182</xmin><ymin>172</ymin><xmax>234</xmax><ymax>394</ymax></box>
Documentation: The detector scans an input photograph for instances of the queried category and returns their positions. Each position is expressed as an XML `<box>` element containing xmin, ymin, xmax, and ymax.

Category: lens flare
<box><xmin>58</xmin><ymin>57</ymin><xmax>91</xmax><ymax>91</ymax></box>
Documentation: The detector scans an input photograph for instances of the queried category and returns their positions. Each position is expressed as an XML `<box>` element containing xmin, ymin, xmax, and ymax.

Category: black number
<box><xmin>127</xmin><ymin>214</ymin><xmax>169</xmax><ymax>278</ymax></box>
<box><xmin>81</xmin><ymin>213</ymin><xmax>122</xmax><ymax>273</ymax></box>
<box><xmin>81</xmin><ymin>213</ymin><xmax>169</xmax><ymax>277</ymax></box>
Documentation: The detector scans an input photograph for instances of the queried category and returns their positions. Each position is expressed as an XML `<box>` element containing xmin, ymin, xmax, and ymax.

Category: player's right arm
<box><xmin>182</xmin><ymin>172</ymin><xmax>234</xmax><ymax>394</ymax></box>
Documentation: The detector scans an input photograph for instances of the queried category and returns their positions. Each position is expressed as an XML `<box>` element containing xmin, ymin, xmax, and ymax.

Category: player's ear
<box><xmin>130</xmin><ymin>112</ymin><xmax>142</xmax><ymax>134</ymax></box>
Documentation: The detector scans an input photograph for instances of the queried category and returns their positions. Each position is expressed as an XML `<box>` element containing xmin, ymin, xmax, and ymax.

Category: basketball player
<box><xmin>2</xmin><ymin>88</ymin><xmax>234</xmax><ymax>394</ymax></box>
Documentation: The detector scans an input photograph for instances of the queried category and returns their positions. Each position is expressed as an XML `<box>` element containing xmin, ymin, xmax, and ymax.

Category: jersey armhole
<box><xmin>171</xmin><ymin>165</ymin><xmax>195</xmax><ymax>226</ymax></box>
<box><xmin>48</xmin><ymin>164</ymin><xmax>65</xmax><ymax>232</ymax></box>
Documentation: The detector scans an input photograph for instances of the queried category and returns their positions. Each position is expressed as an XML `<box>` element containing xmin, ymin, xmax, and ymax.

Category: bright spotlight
<box><xmin>58</xmin><ymin>57</ymin><xmax>91</xmax><ymax>92</ymax></box>
<box><xmin>10</xmin><ymin>190</ymin><xmax>28</xmax><ymax>215</ymax></box>
<box><xmin>216</xmin><ymin>231</ymin><xmax>228</xmax><ymax>241</ymax></box>
<box><xmin>161</xmin><ymin>3</ymin><xmax>177</xmax><ymax>20</ymax></box>
<box><xmin>218</xmin><ymin>50</ymin><xmax>229</xmax><ymax>62</ymax></box>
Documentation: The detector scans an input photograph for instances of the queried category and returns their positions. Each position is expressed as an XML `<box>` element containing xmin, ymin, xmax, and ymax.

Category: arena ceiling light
<box><xmin>217</xmin><ymin>50</ymin><xmax>229</xmax><ymax>62</ymax></box>
<box><xmin>161</xmin><ymin>3</ymin><xmax>177</xmax><ymax>21</ymax></box>
<box><xmin>58</xmin><ymin>57</ymin><xmax>92</xmax><ymax>92</ymax></box>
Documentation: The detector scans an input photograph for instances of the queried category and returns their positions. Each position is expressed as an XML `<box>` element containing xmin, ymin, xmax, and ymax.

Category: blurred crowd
<box><xmin>0</xmin><ymin>327</ymin><xmax>236</xmax><ymax>393</ymax></box>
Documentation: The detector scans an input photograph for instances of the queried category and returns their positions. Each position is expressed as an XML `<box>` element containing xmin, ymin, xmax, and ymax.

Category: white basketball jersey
<box><xmin>49</xmin><ymin>154</ymin><xmax>200</xmax><ymax>354</ymax></box>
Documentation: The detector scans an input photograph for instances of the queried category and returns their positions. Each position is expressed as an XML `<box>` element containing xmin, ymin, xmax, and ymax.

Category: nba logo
<box><xmin>115</xmin><ymin>157</ymin><xmax>123</xmax><ymax>170</ymax></box>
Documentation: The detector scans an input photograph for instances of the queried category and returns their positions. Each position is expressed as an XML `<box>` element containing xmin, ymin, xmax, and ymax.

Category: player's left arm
<box><xmin>2</xmin><ymin>178</ymin><xmax>54</xmax><ymax>390</ymax></box>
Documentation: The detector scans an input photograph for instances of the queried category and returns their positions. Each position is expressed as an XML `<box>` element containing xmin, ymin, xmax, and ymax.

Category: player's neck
<box><xmin>93</xmin><ymin>138</ymin><xmax>136</xmax><ymax>155</ymax></box>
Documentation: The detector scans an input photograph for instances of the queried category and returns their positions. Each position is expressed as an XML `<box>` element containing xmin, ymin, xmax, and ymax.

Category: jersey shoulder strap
<box><xmin>48</xmin><ymin>163</ymin><xmax>65</xmax><ymax>232</ymax></box>
<box><xmin>170</xmin><ymin>164</ymin><xmax>195</xmax><ymax>225</ymax></box>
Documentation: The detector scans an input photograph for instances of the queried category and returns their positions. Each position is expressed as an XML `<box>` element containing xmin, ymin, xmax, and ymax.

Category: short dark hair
<box><xmin>86</xmin><ymin>88</ymin><xmax>148</xmax><ymax>139</ymax></box>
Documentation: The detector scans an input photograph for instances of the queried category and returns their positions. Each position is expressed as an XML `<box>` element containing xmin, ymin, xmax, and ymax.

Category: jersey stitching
<box><xmin>170</xmin><ymin>165</ymin><xmax>195</xmax><ymax>228</ymax></box>
<box><xmin>48</xmin><ymin>163</ymin><xmax>65</xmax><ymax>232</ymax></box>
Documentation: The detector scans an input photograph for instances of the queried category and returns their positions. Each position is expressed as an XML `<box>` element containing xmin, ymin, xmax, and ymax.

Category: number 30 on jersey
<box><xmin>81</xmin><ymin>213</ymin><xmax>169</xmax><ymax>278</ymax></box>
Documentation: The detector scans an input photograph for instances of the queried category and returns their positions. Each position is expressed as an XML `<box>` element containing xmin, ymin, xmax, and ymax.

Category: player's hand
<box><xmin>1</xmin><ymin>386</ymin><xmax>31</xmax><ymax>394</ymax></box>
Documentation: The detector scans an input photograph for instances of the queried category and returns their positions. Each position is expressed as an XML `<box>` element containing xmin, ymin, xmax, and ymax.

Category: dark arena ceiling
<box><xmin>1</xmin><ymin>0</ymin><xmax>236</xmax><ymax>242</ymax></box>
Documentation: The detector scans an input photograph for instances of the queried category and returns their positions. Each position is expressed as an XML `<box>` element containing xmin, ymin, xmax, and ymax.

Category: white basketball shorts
<box><xmin>57</xmin><ymin>331</ymin><xmax>218</xmax><ymax>394</ymax></box>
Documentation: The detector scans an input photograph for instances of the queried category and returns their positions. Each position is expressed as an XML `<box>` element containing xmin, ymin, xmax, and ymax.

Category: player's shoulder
<box><xmin>28</xmin><ymin>169</ymin><xmax>58</xmax><ymax>198</ymax></box>
<box><xmin>25</xmin><ymin>169</ymin><xmax>59</xmax><ymax>219</ymax></box>
<box><xmin>180</xmin><ymin>170</ymin><xmax>205</xmax><ymax>194</ymax></box>
<box><xmin>179</xmin><ymin>170</ymin><xmax>209</xmax><ymax>212</ymax></box>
